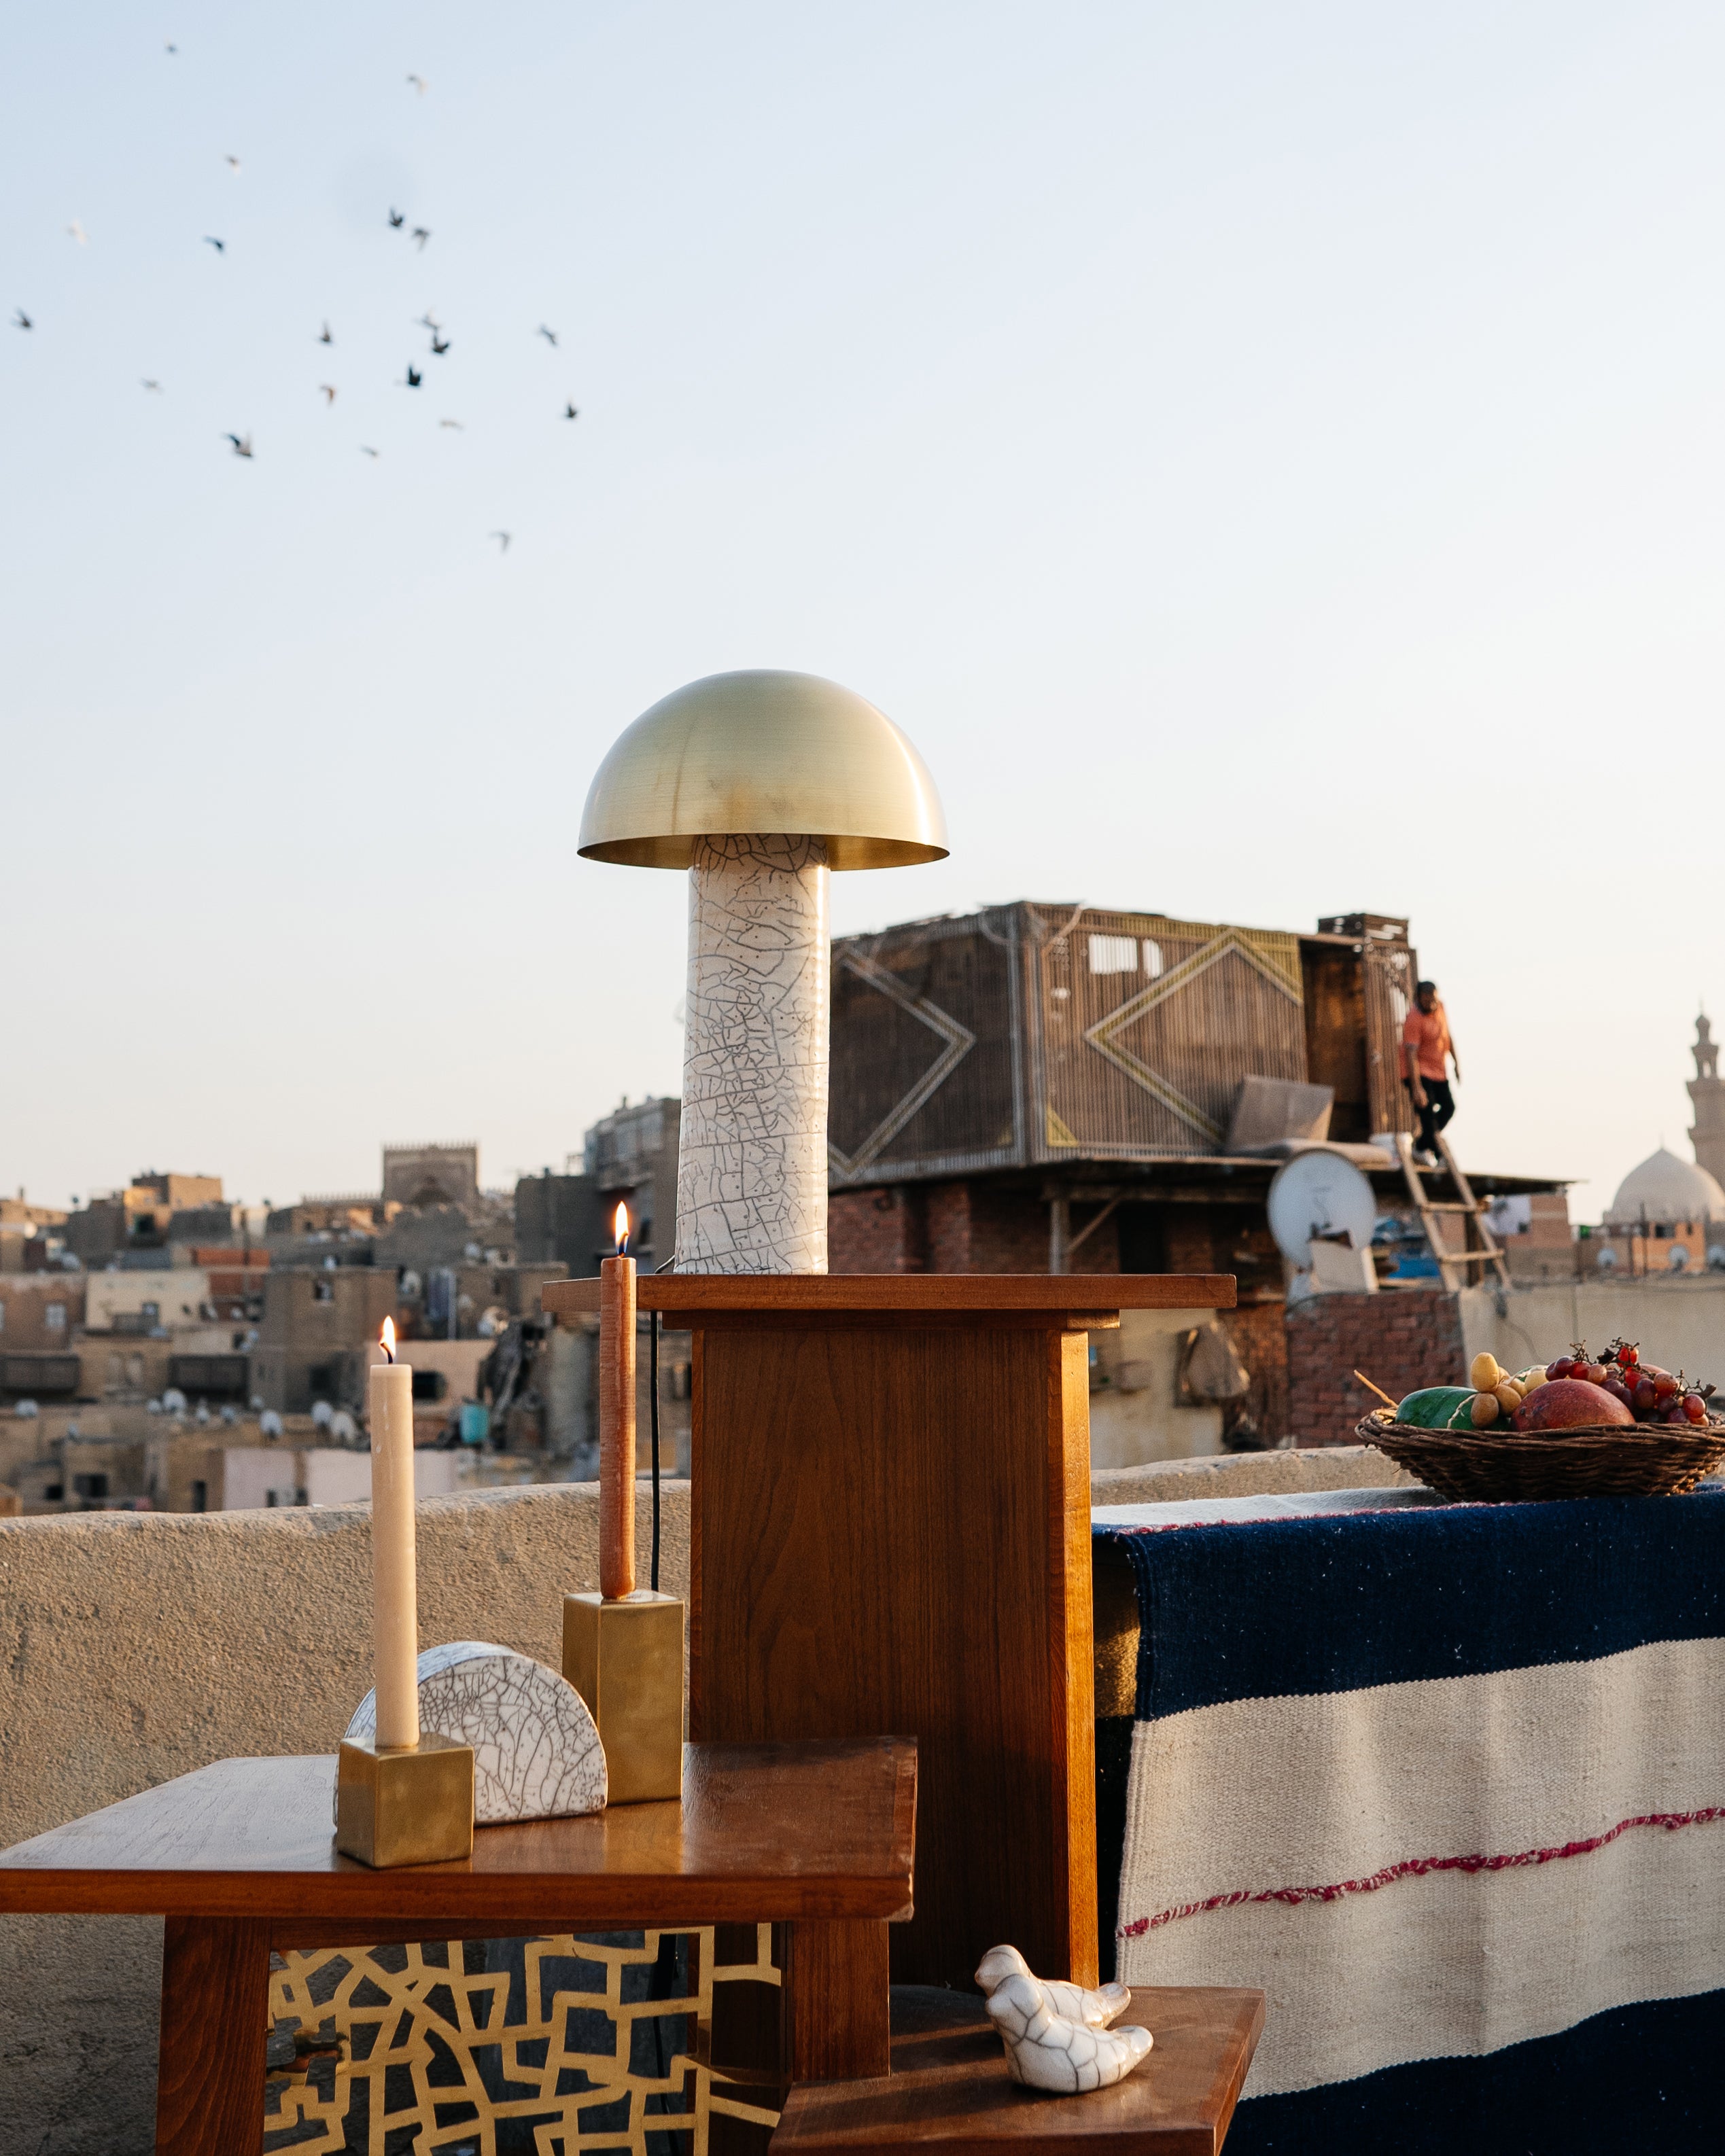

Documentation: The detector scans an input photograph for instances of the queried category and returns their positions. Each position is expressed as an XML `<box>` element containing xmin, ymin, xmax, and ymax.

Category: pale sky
<box><xmin>5</xmin><ymin>3</ymin><xmax>1722</xmax><ymax>1222</ymax></box>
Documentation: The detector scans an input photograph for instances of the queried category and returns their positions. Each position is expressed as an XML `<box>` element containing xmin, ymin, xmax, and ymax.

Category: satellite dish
<box><xmin>1596</xmin><ymin>1244</ymin><xmax>1618</xmax><ymax>1271</ymax></box>
<box><xmin>1268</xmin><ymin>1152</ymin><xmax>1377</xmax><ymax>1265</ymax></box>
<box><xmin>1668</xmin><ymin>1243</ymin><xmax>1690</xmax><ymax>1273</ymax></box>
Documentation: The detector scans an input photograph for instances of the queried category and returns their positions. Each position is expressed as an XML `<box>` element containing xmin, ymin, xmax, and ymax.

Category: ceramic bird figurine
<box><xmin>975</xmin><ymin>1945</ymin><xmax>1151</xmax><ymax>2093</ymax></box>
<box><xmin>975</xmin><ymin>1945</ymin><xmax>1132</xmax><ymax>2028</ymax></box>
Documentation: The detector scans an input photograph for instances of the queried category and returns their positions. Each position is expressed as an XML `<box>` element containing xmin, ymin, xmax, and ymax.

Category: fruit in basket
<box><xmin>1510</xmin><ymin>1377</ymin><xmax>1634</xmax><ymax>1432</ymax></box>
<box><xmin>1470</xmin><ymin>1391</ymin><xmax>1499</xmax><ymax>1427</ymax></box>
<box><xmin>1469</xmin><ymin>1352</ymin><xmax>1502</xmax><ymax>1392</ymax></box>
<box><xmin>1395</xmin><ymin>1386</ymin><xmax>1478</xmax><ymax>1429</ymax></box>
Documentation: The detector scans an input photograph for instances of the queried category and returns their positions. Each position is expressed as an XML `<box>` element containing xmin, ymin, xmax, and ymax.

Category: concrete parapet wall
<box><xmin>1090</xmin><ymin>1441</ymin><xmax>1414</xmax><ymax>1507</ymax></box>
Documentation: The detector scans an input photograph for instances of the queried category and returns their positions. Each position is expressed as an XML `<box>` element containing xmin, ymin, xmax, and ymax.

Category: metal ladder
<box><xmin>1396</xmin><ymin>1131</ymin><xmax>1512</xmax><ymax>1292</ymax></box>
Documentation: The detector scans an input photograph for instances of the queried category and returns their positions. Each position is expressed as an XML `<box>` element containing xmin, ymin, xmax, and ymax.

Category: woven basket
<box><xmin>1357</xmin><ymin>1412</ymin><xmax>1725</xmax><ymax>1502</ymax></box>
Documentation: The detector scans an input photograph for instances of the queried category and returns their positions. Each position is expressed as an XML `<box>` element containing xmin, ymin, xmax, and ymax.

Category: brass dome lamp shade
<box><xmin>578</xmin><ymin>669</ymin><xmax>948</xmax><ymax>870</ymax></box>
<box><xmin>580</xmin><ymin>671</ymin><xmax>947</xmax><ymax>1275</ymax></box>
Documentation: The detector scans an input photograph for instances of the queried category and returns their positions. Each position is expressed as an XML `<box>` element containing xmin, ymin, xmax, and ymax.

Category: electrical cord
<box><xmin>649</xmin><ymin>1307</ymin><xmax>661</xmax><ymax>1594</ymax></box>
<box><xmin>650</xmin><ymin>1256</ymin><xmax>676</xmax><ymax>1595</ymax></box>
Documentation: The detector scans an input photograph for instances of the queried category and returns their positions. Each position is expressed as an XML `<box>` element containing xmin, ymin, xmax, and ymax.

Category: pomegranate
<box><xmin>1512</xmin><ymin>1378</ymin><xmax>1634</xmax><ymax>1432</ymax></box>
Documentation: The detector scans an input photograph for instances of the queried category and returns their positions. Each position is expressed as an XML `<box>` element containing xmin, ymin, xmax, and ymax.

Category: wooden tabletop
<box><xmin>0</xmin><ymin>1738</ymin><xmax>916</xmax><ymax>1937</ymax></box>
<box><xmin>772</xmin><ymin>1985</ymin><xmax>1264</xmax><ymax>2156</ymax></box>
<box><xmin>543</xmin><ymin>1273</ymin><xmax>1236</xmax><ymax>1323</ymax></box>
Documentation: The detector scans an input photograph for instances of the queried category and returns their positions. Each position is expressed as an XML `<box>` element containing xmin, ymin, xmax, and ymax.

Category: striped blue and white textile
<box><xmin>1093</xmin><ymin>1485</ymin><xmax>1725</xmax><ymax>2153</ymax></box>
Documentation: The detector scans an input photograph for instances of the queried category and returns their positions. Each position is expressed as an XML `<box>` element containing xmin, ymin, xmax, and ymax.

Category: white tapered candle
<box><xmin>369</xmin><ymin>1320</ymin><xmax>419</xmax><ymax>1748</ymax></box>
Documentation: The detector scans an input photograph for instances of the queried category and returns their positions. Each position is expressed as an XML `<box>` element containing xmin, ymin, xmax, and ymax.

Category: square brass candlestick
<box><xmin>564</xmin><ymin>1591</ymin><xmax>684</xmax><ymax>1804</ymax></box>
<box><xmin>336</xmin><ymin>1732</ymin><xmax>476</xmax><ymax>1868</ymax></box>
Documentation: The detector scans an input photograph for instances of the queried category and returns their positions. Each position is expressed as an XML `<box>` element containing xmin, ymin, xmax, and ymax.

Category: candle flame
<box><xmin>613</xmin><ymin>1202</ymin><xmax>629</xmax><ymax>1254</ymax></box>
<box><xmin>381</xmin><ymin>1315</ymin><xmax>396</xmax><ymax>1363</ymax></box>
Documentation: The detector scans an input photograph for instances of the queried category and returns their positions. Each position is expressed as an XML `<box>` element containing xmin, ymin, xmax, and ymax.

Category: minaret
<box><xmin>1686</xmin><ymin>1012</ymin><xmax>1725</xmax><ymax>1186</ymax></box>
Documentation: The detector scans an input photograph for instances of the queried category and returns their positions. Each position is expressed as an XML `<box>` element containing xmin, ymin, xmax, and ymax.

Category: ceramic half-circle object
<box><xmin>344</xmin><ymin>1642</ymin><xmax>606</xmax><ymax>1822</ymax></box>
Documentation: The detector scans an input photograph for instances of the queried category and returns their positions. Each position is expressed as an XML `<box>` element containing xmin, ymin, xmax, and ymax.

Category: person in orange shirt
<box><xmin>1401</xmin><ymin>980</ymin><xmax>1460</xmax><ymax>1165</ymax></box>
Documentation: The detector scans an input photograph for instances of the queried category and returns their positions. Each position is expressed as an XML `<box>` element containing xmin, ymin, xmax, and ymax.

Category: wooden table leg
<box><xmin>154</xmin><ymin>1915</ymin><xmax>271</xmax><ymax>2155</ymax></box>
<box><xmin>780</xmin><ymin>1919</ymin><xmax>890</xmax><ymax>2083</ymax></box>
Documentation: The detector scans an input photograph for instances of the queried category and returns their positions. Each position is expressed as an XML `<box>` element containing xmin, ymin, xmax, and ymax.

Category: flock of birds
<box><xmin>12</xmin><ymin>52</ymin><xmax>576</xmax><ymax>555</ymax></box>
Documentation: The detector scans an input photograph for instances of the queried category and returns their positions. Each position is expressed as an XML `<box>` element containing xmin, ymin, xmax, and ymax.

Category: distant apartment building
<box><xmin>383</xmin><ymin>1143</ymin><xmax>481</xmax><ymax>1211</ymax></box>
<box><xmin>0</xmin><ymin>1276</ymin><xmax>84</xmax><ymax>1402</ymax></box>
<box><xmin>0</xmin><ymin>1194</ymin><xmax>70</xmax><ymax>1275</ymax></box>
<box><xmin>253</xmin><ymin>1267</ymin><xmax>399</xmax><ymax>1413</ymax></box>
<box><xmin>75</xmin><ymin>1267</ymin><xmax>252</xmax><ymax>1403</ymax></box>
<box><xmin>516</xmin><ymin>1098</ymin><xmax>680</xmax><ymax>1275</ymax></box>
<box><xmin>61</xmin><ymin>1171</ymin><xmax>230</xmax><ymax>1268</ymax></box>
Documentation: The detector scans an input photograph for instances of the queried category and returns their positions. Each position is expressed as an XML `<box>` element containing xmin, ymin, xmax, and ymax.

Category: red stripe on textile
<box><xmin>1117</xmin><ymin>1807</ymin><xmax>1725</xmax><ymax>1938</ymax></box>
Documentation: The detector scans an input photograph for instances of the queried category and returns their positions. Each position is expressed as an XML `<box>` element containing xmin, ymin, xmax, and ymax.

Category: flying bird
<box><xmin>224</xmin><ymin>154</ymin><xmax>241</xmax><ymax>172</ymax></box>
<box><xmin>411</xmin><ymin>226</ymin><xmax>430</xmax><ymax>250</ymax></box>
<box><xmin>203</xmin><ymin>236</ymin><xmax>225</xmax><ymax>252</ymax></box>
<box><xmin>403</xmin><ymin>364</ymin><xmax>422</xmax><ymax>387</ymax></box>
<box><xmin>66</xmin><ymin>221</ymin><xmax>88</xmax><ymax>245</ymax></box>
<box><xmin>12</xmin><ymin>308</ymin><xmax>31</xmax><ymax>330</ymax></box>
<box><xmin>319</xmin><ymin>321</ymin><xmax>334</xmax><ymax>343</ymax></box>
<box><xmin>563</xmin><ymin>402</ymin><xmax>578</xmax><ymax>420</ymax></box>
<box><xmin>360</xmin><ymin>445</ymin><xmax>380</xmax><ymax>457</ymax></box>
<box><xmin>388</xmin><ymin>208</ymin><xmax>404</xmax><ymax>228</ymax></box>
<box><xmin>164</xmin><ymin>41</ymin><xmax>177</xmax><ymax>54</ymax></box>
<box><xmin>319</xmin><ymin>384</ymin><xmax>336</xmax><ymax>404</ymax></box>
<box><xmin>439</xmin><ymin>418</ymin><xmax>464</xmax><ymax>429</ymax></box>
<box><xmin>407</xmin><ymin>73</ymin><xmax>428</xmax><ymax>94</ymax></box>
<box><xmin>416</xmin><ymin>310</ymin><xmax>441</xmax><ymax>330</ymax></box>
<box><xmin>430</xmin><ymin>332</ymin><xmax>449</xmax><ymax>354</ymax></box>
<box><xmin>536</xmin><ymin>324</ymin><xmax>558</xmax><ymax>346</ymax></box>
<box><xmin>224</xmin><ymin>432</ymin><xmax>253</xmax><ymax>459</ymax></box>
<box><xmin>489</xmin><ymin>531</ymin><xmax>510</xmax><ymax>552</ymax></box>
<box><xmin>142</xmin><ymin>378</ymin><xmax>162</xmax><ymax>391</ymax></box>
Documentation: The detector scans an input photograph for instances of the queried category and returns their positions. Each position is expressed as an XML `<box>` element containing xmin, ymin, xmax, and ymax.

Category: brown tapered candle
<box><xmin>599</xmin><ymin>1204</ymin><xmax>636</xmax><ymax>1599</ymax></box>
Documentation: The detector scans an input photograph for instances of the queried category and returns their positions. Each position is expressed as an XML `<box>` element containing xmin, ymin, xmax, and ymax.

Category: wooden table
<box><xmin>772</xmin><ymin>1985</ymin><xmax>1265</xmax><ymax>2156</ymax></box>
<box><xmin>546</xmin><ymin>1272</ymin><xmax>1235</xmax><ymax>1992</ymax></box>
<box><xmin>0</xmin><ymin>1737</ymin><xmax>917</xmax><ymax>2156</ymax></box>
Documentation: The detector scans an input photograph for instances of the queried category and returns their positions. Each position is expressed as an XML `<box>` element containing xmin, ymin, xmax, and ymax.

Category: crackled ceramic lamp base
<box><xmin>675</xmin><ymin>832</ymin><xmax>830</xmax><ymax>1274</ymax></box>
<box><xmin>976</xmin><ymin>1946</ymin><xmax>1152</xmax><ymax>2094</ymax></box>
<box><xmin>343</xmin><ymin>1642</ymin><xmax>606</xmax><ymax>1822</ymax></box>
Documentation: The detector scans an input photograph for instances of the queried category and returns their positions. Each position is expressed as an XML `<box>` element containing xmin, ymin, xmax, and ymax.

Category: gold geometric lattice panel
<box><xmin>264</xmin><ymin>1926</ymin><xmax>780</xmax><ymax>2156</ymax></box>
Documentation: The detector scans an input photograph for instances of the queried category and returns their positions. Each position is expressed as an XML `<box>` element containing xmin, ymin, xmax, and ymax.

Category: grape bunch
<box><xmin>1549</xmin><ymin>1340</ymin><xmax>1712</xmax><ymax>1426</ymax></box>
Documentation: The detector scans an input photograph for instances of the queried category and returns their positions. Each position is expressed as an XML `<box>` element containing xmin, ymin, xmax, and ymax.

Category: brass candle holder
<box><xmin>335</xmin><ymin>1732</ymin><xmax>475</xmax><ymax>1869</ymax></box>
<box><xmin>563</xmin><ymin>1589</ymin><xmax>684</xmax><ymax>1803</ymax></box>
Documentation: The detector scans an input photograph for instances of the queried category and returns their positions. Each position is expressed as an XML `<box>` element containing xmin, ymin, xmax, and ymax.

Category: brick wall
<box><xmin>927</xmin><ymin>1184</ymin><xmax>973</xmax><ymax>1270</ymax></box>
<box><xmin>1284</xmin><ymin>1286</ymin><xmax>1464</xmax><ymax>1445</ymax></box>
<box><xmin>969</xmin><ymin>1187</ymin><xmax>1059</xmax><ymax>1273</ymax></box>
<box><xmin>1222</xmin><ymin>1301</ymin><xmax>1289</xmax><ymax>1443</ymax></box>
<box><xmin>830</xmin><ymin>1188</ymin><xmax>926</xmax><ymax>1273</ymax></box>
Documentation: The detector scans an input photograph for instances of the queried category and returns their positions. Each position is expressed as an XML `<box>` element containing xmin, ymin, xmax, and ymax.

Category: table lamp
<box><xmin>576</xmin><ymin>669</ymin><xmax>947</xmax><ymax>1273</ymax></box>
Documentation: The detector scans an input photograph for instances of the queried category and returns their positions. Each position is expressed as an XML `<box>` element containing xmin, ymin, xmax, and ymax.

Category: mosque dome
<box><xmin>1603</xmin><ymin>1147</ymin><xmax>1725</xmax><ymax>1226</ymax></box>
